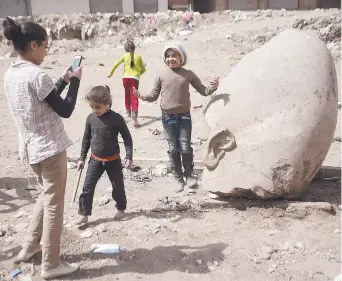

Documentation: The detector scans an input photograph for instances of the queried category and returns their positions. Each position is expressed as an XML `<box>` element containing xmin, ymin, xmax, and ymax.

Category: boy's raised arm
<box><xmin>189</xmin><ymin>70</ymin><xmax>217</xmax><ymax>96</ymax></box>
<box><xmin>80</xmin><ymin>117</ymin><xmax>91</xmax><ymax>161</ymax></box>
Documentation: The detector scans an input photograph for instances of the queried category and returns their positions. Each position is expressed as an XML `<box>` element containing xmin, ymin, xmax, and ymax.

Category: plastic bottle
<box><xmin>90</xmin><ymin>244</ymin><xmax>120</xmax><ymax>254</ymax></box>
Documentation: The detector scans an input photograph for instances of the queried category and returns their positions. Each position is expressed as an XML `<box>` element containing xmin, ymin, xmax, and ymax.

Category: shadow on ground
<box><xmin>0</xmin><ymin>177</ymin><xmax>38</xmax><ymax>214</ymax></box>
<box><xmin>78</xmin><ymin>207</ymin><xmax>203</xmax><ymax>230</ymax></box>
<box><xmin>63</xmin><ymin>242</ymin><xmax>227</xmax><ymax>279</ymax></box>
<box><xmin>199</xmin><ymin>178</ymin><xmax>341</xmax><ymax>215</ymax></box>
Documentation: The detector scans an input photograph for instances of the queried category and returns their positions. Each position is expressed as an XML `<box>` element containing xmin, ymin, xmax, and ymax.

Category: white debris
<box><xmin>14</xmin><ymin>211</ymin><xmax>25</xmax><ymax>218</ymax></box>
<box><xmin>80</xmin><ymin>230</ymin><xmax>93</xmax><ymax>238</ymax></box>
<box><xmin>151</xmin><ymin>164</ymin><xmax>169</xmax><ymax>177</ymax></box>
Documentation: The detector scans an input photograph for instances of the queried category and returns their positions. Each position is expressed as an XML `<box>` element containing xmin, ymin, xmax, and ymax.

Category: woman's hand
<box><xmin>210</xmin><ymin>77</ymin><xmax>219</xmax><ymax>89</ymax></box>
<box><xmin>62</xmin><ymin>66</ymin><xmax>71</xmax><ymax>83</ymax></box>
<box><xmin>69</xmin><ymin>67</ymin><xmax>83</xmax><ymax>80</ymax></box>
<box><xmin>124</xmin><ymin>159</ymin><xmax>133</xmax><ymax>169</ymax></box>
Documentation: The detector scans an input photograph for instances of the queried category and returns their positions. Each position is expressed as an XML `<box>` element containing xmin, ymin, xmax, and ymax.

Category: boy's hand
<box><xmin>133</xmin><ymin>87</ymin><xmax>142</xmax><ymax>99</ymax></box>
<box><xmin>77</xmin><ymin>161</ymin><xmax>85</xmax><ymax>171</ymax></box>
<box><xmin>210</xmin><ymin>77</ymin><xmax>219</xmax><ymax>89</ymax></box>
<box><xmin>124</xmin><ymin>159</ymin><xmax>133</xmax><ymax>169</ymax></box>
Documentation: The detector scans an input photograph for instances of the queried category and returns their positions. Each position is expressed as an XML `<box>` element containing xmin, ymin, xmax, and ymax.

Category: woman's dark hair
<box><xmin>85</xmin><ymin>85</ymin><xmax>112</xmax><ymax>105</ymax></box>
<box><xmin>124</xmin><ymin>40</ymin><xmax>136</xmax><ymax>68</ymax></box>
<box><xmin>2</xmin><ymin>17</ymin><xmax>47</xmax><ymax>53</ymax></box>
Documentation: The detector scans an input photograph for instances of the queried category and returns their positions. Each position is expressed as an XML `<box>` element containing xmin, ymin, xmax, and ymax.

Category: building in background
<box><xmin>169</xmin><ymin>0</ymin><xmax>341</xmax><ymax>12</ymax></box>
<box><xmin>0</xmin><ymin>0</ymin><xmax>168</xmax><ymax>17</ymax></box>
<box><xmin>0</xmin><ymin>0</ymin><xmax>340</xmax><ymax>18</ymax></box>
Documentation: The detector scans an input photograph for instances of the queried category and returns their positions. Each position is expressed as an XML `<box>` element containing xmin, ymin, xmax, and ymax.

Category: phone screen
<box><xmin>71</xmin><ymin>56</ymin><xmax>82</xmax><ymax>71</ymax></box>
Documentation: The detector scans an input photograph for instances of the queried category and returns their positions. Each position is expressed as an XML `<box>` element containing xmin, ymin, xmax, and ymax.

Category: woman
<box><xmin>3</xmin><ymin>17</ymin><xmax>82</xmax><ymax>279</ymax></box>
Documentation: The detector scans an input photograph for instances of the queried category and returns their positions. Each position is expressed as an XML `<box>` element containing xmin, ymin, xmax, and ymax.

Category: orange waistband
<box><xmin>91</xmin><ymin>153</ymin><xmax>120</xmax><ymax>162</ymax></box>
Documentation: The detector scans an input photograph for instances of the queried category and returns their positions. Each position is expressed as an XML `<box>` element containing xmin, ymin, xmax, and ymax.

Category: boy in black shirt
<box><xmin>76</xmin><ymin>85</ymin><xmax>133</xmax><ymax>224</ymax></box>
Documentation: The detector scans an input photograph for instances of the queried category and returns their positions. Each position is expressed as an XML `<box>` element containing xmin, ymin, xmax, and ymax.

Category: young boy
<box><xmin>134</xmin><ymin>42</ymin><xmax>219</xmax><ymax>193</ymax></box>
<box><xmin>77</xmin><ymin>85</ymin><xmax>133</xmax><ymax>224</ymax></box>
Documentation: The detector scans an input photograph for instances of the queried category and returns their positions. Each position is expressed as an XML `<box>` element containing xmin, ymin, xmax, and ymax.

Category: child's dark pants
<box><xmin>161</xmin><ymin>111</ymin><xmax>194</xmax><ymax>179</ymax></box>
<box><xmin>78</xmin><ymin>157</ymin><xmax>127</xmax><ymax>216</ymax></box>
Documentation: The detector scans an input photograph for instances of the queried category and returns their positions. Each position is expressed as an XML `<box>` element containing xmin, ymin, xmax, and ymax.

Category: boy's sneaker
<box><xmin>15</xmin><ymin>245</ymin><xmax>42</xmax><ymax>263</ymax></box>
<box><xmin>41</xmin><ymin>261</ymin><xmax>79</xmax><ymax>280</ymax></box>
<box><xmin>186</xmin><ymin>176</ymin><xmax>197</xmax><ymax>189</ymax></box>
<box><xmin>114</xmin><ymin>210</ymin><xmax>125</xmax><ymax>221</ymax></box>
<box><xmin>76</xmin><ymin>216</ymin><xmax>88</xmax><ymax>225</ymax></box>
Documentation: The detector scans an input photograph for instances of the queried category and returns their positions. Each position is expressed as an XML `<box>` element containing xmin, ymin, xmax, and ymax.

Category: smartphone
<box><xmin>71</xmin><ymin>55</ymin><xmax>83</xmax><ymax>71</ymax></box>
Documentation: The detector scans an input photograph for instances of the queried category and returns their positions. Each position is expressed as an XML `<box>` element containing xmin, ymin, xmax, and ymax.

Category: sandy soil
<box><xmin>0</xmin><ymin>10</ymin><xmax>341</xmax><ymax>281</ymax></box>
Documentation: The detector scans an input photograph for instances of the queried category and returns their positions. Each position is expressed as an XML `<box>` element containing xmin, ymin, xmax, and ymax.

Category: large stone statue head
<box><xmin>201</xmin><ymin>29</ymin><xmax>338</xmax><ymax>199</ymax></box>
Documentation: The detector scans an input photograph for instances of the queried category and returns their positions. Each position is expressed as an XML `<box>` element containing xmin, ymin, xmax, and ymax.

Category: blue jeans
<box><xmin>162</xmin><ymin>111</ymin><xmax>194</xmax><ymax>178</ymax></box>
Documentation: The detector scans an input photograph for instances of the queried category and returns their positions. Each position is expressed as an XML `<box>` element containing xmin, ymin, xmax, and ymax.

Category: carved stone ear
<box><xmin>202</xmin><ymin>128</ymin><xmax>236</xmax><ymax>170</ymax></box>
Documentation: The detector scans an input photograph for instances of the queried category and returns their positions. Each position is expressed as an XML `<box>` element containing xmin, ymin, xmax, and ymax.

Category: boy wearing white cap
<box><xmin>134</xmin><ymin>42</ymin><xmax>219</xmax><ymax>192</ymax></box>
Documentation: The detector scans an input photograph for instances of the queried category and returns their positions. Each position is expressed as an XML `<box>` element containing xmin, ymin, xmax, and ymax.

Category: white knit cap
<box><xmin>163</xmin><ymin>41</ymin><xmax>187</xmax><ymax>66</ymax></box>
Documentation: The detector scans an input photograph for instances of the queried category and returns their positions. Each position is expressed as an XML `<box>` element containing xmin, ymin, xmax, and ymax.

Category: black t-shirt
<box><xmin>80</xmin><ymin>110</ymin><xmax>133</xmax><ymax>161</ymax></box>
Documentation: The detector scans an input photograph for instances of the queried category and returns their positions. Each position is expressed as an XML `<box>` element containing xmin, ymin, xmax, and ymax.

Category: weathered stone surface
<box><xmin>202</xmin><ymin>28</ymin><xmax>338</xmax><ymax>199</ymax></box>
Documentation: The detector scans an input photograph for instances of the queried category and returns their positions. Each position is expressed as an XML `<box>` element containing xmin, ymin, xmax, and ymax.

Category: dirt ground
<box><xmin>0</xmin><ymin>9</ymin><xmax>341</xmax><ymax>281</ymax></box>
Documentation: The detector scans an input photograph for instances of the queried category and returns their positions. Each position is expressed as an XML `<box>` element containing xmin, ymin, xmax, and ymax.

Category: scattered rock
<box><xmin>14</xmin><ymin>223</ymin><xmax>29</xmax><ymax>233</ymax></box>
<box><xmin>25</xmin><ymin>185</ymin><xmax>38</xmax><ymax>191</ymax></box>
<box><xmin>265</xmin><ymin>229</ymin><xmax>281</xmax><ymax>236</ymax></box>
<box><xmin>95</xmin><ymin>196</ymin><xmax>111</xmax><ymax>206</ymax></box>
<box><xmin>14</xmin><ymin>211</ymin><xmax>25</xmax><ymax>218</ymax></box>
<box><xmin>151</xmin><ymin>164</ymin><xmax>169</xmax><ymax>177</ymax></box>
<box><xmin>95</xmin><ymin>225</ymin><xmax>108</xmax><ymax>233</ymax></box>
<box><xmin>129</xmin><ymin>168</ymin><xmax>153</xmax><ymax>183</ymax></box>
<box><xmin>191</xmin><ymin>137</ymin><xmax>202</xmax><ymax>145</ymax></box>
<box><xmin>257</xmin><ymin>245</ymin><xmax>275</xmax><ymax>260</ymax></box>
<box><xmin>179</xmin><ymin>30</ymin><xmax>193</xmax><ymax>37</ymax></box>
<box><xmin>148</xmin><ymin>128</ymin><xmax>161</xmax><ymax>135</ymax></box>
<box><xmin>333</xmin><ymin>229</ymin><xmax>341</xmax><ymax>234</ymax></box>
<box><xmin>80</xmin><ymin>230</ymin><xmax>93</xmax><ymax>238</ymax></box>
<box><xmin>267</xmin><ymin>263</ymin><xmax>279</xmax><ymax>273</ymax></box>
<box><xmin>67</xmin><ymin>162</ymin><xmax>77</xmax><ymax>169</ymax></box>
<box><xmin>281</xmin><ymin>241</ymin><xmax>305</xmax><ymax>254</ymax></box>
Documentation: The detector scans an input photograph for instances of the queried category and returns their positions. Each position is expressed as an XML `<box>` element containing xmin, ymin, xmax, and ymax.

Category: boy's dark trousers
<box><xmin>78</xmin><ymin>157</ymin><xmax>127</xmax><ymax>216</ymax></box>
<box><xmin>161</xmin><ymin>111</ymin><xmax>194</xmax><ymax>179</ymax></box>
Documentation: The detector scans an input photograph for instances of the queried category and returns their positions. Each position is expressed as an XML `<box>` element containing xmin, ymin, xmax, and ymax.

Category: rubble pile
<box><xmin>217</xmin><ymin>13</ymin><xmax>341</xmax><ymax>60</ymax></box>
<box><xmin>0</xmin><ymin>9</ymin><xmax>340</xmax><ymax>58</ymax></box>
<box><xmin>292</xmin><ymin>15</ymin><xmax>341</xmax><ymax>59</ymax></box>
<box><xmin>0</xmin><ymin>9</ymin><xmax>295</xmax><ymax>43</ymax></box>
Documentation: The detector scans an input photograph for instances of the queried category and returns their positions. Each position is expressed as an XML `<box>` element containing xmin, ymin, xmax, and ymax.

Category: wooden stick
<box><xmin>71</xmin><ymin>168</ymin><xmax>83</xmax><ymax>205</ymax></box>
